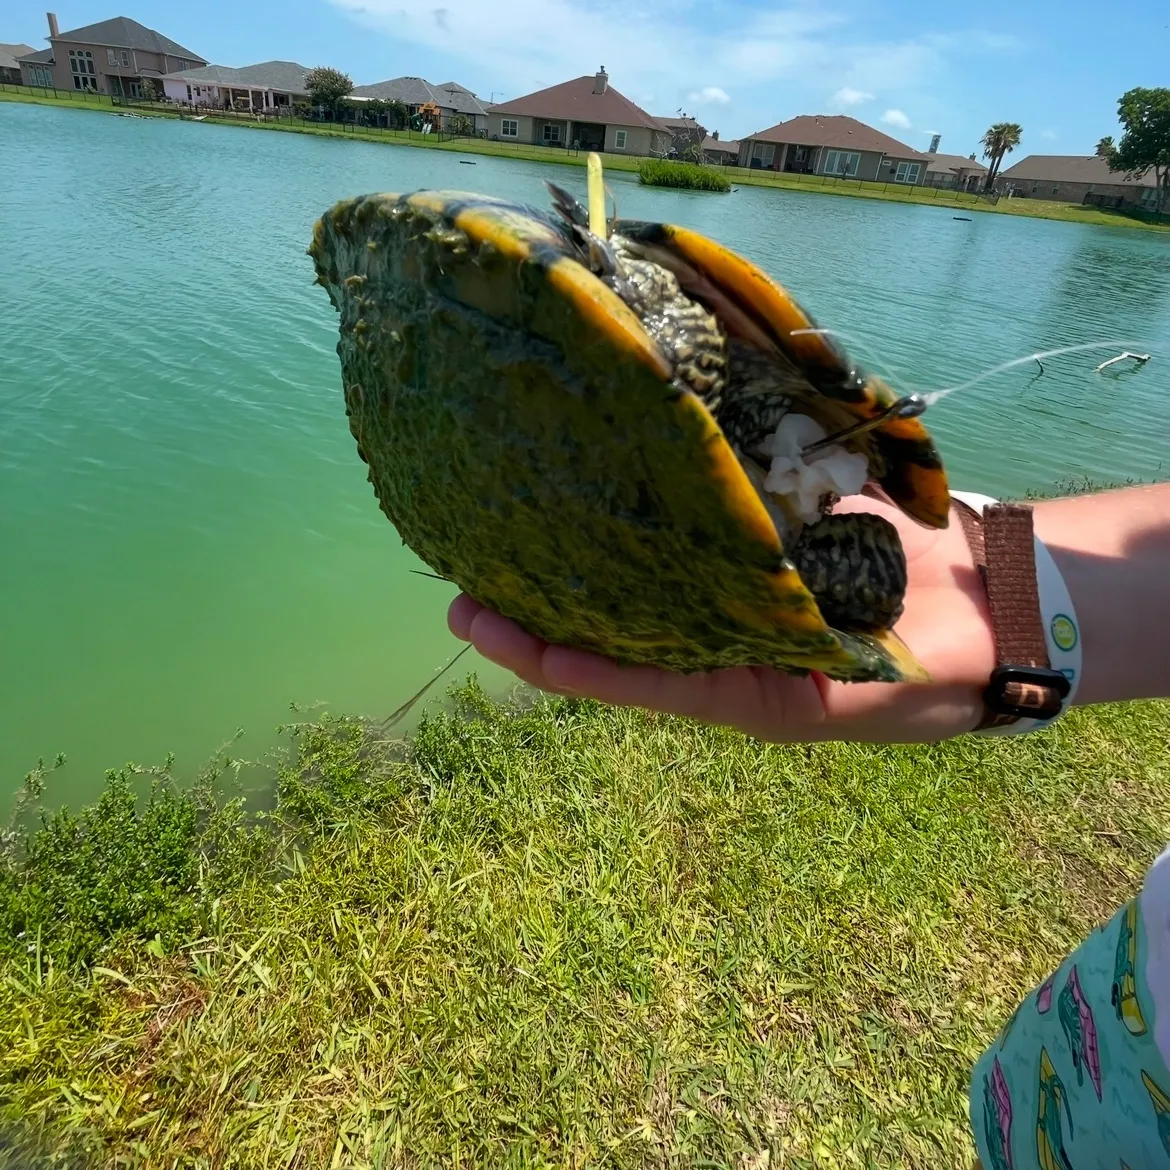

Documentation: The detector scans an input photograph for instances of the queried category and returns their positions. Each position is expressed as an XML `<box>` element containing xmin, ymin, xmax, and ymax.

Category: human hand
<box><xmin>447</xmin><ymin>494</ymin><xmax>999</xmax><ymax>743</ymax></box>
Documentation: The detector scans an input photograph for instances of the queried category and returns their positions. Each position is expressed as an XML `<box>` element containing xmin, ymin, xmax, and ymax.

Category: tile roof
<box><xmin>491</xmin><ymin>74</ymin><xmax>662</xmax><ymax>131</ymax></box>
<box><xmin>54</xmin><ymin>16</ymin><xmax>205</xmax><ymax>63</ymax></box>
<box><xmin>998</xmin><ymin>154</ymin><xmax>1157</xmax><ymax>188</ymax></box>
<box><xmin>657</xmin><ymin>114</ymin><xmax>702</xmax><ymax>131</ymax></box>
<box><xmin>350</xmin><ymin>75</ymin><xmax>486</xmax><ymax>116</ymax></box>
<box><xmin>0</xmin><ymin>43</ymin><xmax>36</xmax><ymax>70</ymax></box>
<box><xmin>924</xmin><ymin>151</ymin><xmax>987</xmax><ymax>173</ymax></box>
<box><xmin>745</xmin><ymin>114</ymin><xmax>927</xmax><ymax>159</ymax></box>
<box><xmin>160</xmin><ymin>60</ymin><xmax>311</xmax><ymax>92</ymax></box>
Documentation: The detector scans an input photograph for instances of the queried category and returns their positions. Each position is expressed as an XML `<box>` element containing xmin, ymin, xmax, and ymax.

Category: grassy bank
<box><xmin>3</xmin><ymin>679</ymin><xmax>1169</xmax><ymax>1167</ymax></box>
<box><xmin>4</xmin><ymin>85</ymin><xmax>1167</xmax><ymax>233</ymax></box>
<box><xmin>639</xmin><ymin>159</ymin><xmax>731</xmax><ymax>192</ymax></box>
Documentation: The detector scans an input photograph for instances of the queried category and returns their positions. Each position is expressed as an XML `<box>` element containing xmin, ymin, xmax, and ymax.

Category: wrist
<box><xmin>1031</xmin><ymin>484</ymin><xmax>1170</xmax><ymax>707</ymax></box>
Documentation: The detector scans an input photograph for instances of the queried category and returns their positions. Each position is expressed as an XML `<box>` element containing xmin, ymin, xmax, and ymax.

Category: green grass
<box><xmin>638</xmin><ymin>159</ymin><xmax>732</xmax><ymax>192</ymax></box>
<box><xmin>3</xmin><ymin>679</ymin><xmax>1169</xmax><ymax>1167</ymax></box>
<box><xmin>4</xmin><ymin>84</ymin><xmax>1167</xmax><ymax>232</ymax></box>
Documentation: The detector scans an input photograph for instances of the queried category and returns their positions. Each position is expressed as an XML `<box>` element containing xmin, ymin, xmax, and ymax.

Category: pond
<box><xmin>2</xmin><ymin>101</ymin><xmax>1167</xmax><ymax>810</ymax></box>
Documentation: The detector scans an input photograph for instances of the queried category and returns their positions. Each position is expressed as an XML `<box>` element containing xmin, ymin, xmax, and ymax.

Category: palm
<box><xmin>447</xmin><ymin>496</ymin><xmax>997</xmax><ymax>744</ymax></box>
<box><xmin>981</xmin><ymin>122</ymin><xmax>1023</xmax><ymax>189</ymax></box>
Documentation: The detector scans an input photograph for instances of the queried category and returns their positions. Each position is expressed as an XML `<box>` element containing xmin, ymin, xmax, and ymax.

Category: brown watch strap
<box><xmin>954</xmin><ymin>500</ymin><xmax>1071</xmax><ymax>730</ymax></box>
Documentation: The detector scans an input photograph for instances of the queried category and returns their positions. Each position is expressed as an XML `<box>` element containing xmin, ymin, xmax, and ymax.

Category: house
<box><xmin>702</xmin><ymin>136</ymin><xmax>740</xmax><ymax>165</ymax></box>
<box><xmin>923</xmin><ymin>151</ymin><xmax>988</xmax><ymax>191</ymax></box>
<box><xmin>487</xmin><ymin>68</ymin><xmax>669</xmax><ymax>155</ymax></box>
<box><xmin>160</xmin><ymin>61</ymin><xmax>310</xmax><ymax>111</ymax></box>
<box><xmin>350</xmin><ymin>76</ymin><xmax>488</xmax><ymax>132</ymax></box>
<box><xmin>18</xmin><ymin>12</ymin><xmax>205</xmax><ymax>96</ymax></box>
<box><xmin>737</xmin><ymin>114</ymin><xmax>929</xmax><ymax>184</ymax></box>
<box><xmin>0</xmin><ymin>42</ymin><xmax>35</xmax><ymax>84</ymax></box>
<box><xmin>997</xmin><ymin>155</ymin><xmax>1162</xmax><ymax>210</ymax></box>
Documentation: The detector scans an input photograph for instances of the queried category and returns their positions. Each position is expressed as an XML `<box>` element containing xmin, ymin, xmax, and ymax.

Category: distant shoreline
<box><xmin>4</xmin><ymin>87</ymin><xmax>1167</xmax><ymax>233</ymax></box>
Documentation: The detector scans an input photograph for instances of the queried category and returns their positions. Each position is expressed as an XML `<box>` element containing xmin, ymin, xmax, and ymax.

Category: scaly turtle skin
<box><xmin>308</xmin><ymin>186</ymin><xmax>951</xmax><ymax>683</ymax></box>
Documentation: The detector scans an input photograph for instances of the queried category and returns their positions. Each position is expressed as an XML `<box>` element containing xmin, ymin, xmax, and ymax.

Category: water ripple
<box><xmin>1</xmin><ymin>100</ymin><xmax>1167</xmax><ymax>805</ymax></box>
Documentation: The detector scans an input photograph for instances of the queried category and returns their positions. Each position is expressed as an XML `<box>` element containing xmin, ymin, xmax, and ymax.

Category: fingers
<box><xmin>448</xmin><ymin>591</ymin><xmax>831</xmax><ymax>739</ymax></box>
<box><xmin>448</xmin><ymin>594</ymin><xmax>569</xmax><ymax>694</ymax></box>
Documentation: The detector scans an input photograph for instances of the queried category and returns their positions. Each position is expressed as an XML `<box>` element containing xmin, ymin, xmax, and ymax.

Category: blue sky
<box><xmin>9</xmin><ymin>1</ymin><xmax>1168</xmax><ymax>154</ymax></box>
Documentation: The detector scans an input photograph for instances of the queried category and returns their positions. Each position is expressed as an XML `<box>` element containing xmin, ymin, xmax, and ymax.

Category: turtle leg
<box><xmin>787</xmin><ymin>511</ymin><xmax>908</xmax><ymax>632</ymax></box>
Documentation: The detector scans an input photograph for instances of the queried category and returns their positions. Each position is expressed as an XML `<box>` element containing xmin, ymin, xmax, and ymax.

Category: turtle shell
<box><xmin>308</xmin><ymin>189</ymin><xmax>949</xmax><ymax>683</ymax></box>
<box><xmin>609</xmin><ymin>220</ymin><xmax>950</xmax><ymax>530</ymax></box>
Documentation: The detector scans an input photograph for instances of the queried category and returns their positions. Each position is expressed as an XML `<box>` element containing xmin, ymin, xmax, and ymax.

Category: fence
<box><xmin>1</xmin><ymin>81</ymin><xmax>113</xmax><ymax>105</ymax></box>
<box><xmin>716</xmin><ymin>162</ymin><xmax>1001</xmax><ymax>205</ymax></box>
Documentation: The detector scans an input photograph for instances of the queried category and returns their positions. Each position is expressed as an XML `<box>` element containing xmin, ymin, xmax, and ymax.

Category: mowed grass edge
<box><xmin>3</xmin><ymin>87</ymin><xmax>1167</xmax><ymax>233</ymax></box>
<box><xmin>2</xmin><ymin>677</ymin><xmax>1168</xmax><ymax>1168</ymax></box>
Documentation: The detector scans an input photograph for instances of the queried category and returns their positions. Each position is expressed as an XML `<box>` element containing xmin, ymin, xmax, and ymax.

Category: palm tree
<box><xmin>1095</xmin><ymin>136</ymin><xmax>1116</xmax><ymax>161</ymax></box>
<box><xmin>981</xmin><ymin>122</ymin><xmax>1023</xmax><ymax>190</ymax></box>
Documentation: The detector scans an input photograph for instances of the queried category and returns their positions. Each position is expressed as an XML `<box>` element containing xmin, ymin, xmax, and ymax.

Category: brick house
<box><xmin>487</xmin><ymin>68</ymin><xmax>669</xmax><ymax>155</ymax></box>
<box><xmin>737</xmin><ymin>114</ymin><xmax>930</xmax><ymax>184</ymax></box>
<box><xmin>997</xmin><ymin>155</ymin><xmax>1162</xmax><ymax>210</ymax></box>
<box><xmin>18</xmin><ymin>12</ymin><xmax>205</xmax><ymax>96</ymax></box>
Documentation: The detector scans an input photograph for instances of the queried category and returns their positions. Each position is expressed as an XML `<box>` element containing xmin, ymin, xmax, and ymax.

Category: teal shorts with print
<box><xmin>971</xmin><ymin>895</ymin><xmax>1170</xmax><ymax>1169</ymax></box>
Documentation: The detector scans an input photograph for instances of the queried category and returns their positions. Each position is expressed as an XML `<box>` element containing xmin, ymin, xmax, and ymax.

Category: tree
<box><xmin>304</xmin><ymin>66</ymin><xmax>353</xmax><ymax>117</ymax></box>
<box><xmin>1104</xmin><ymin>87</ymin><xmax>1170</xmax><ymax>214</ymax></box>
<box><xmin>448</xmin><ymin>113</ymin><xmax>474</xmax><ymax>136</ymax></box>
<box><xmin>140</xmin><ymin>77</ymin><xmax>160</xmax><ymax>101</ymax></box>
<box><xmin>386</xmin><ymin>100</ymin><xmax>409</xmax><ymax>130</ymax></box>
<box><xmin>667</xmin><ymin>108</ymin><xmax>707</xmax><ymax>161</ymax></box>
<box><xmin>981</xmin><ymin>122</ymin><xmax>1022</xmax><ymax>189</ymax></box>
<box><xmin>1095</xmin><ymin>136</ymin><xmax>1115</xmax><ymax>159</ymax></box>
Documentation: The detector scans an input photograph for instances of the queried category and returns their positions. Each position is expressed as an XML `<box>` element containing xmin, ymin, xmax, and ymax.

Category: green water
<box><xmin>2</xmin><ymin>102</ymin><xmax>1168</xmax><ymax>810</ymax></box>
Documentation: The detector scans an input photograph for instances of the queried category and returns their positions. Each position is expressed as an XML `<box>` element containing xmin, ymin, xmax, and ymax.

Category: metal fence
<box><xmin>1</xmin><ymin>81</ymin><xmax>112</xmax><ymax>104</ymax></box>
<box><xmin>716</xmin><ymin>163</ymin><xmax>1001</xmax><ymax>205</ymax></box>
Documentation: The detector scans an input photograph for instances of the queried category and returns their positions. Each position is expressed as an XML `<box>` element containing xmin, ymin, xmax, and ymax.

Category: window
<box><xmin>28</xmin><ymin>64</ymin><xmax>52</xmax><ymax>87</ymax></box>
<box><xmin>542</xmin><ymin>123</ymin><xmax>560</xmax><ymax>144</ymax></box>
<box><xmin>500</xmin><ymin>118</ymin><xmax>518</xmax><ymax>137</ymax></box>
<box><xmin>186</xmin><ymin>84</ymin><xmax>192</xmax><ymax>101</ymax></box>
<box><xmin>751</xmin><ymin>141</ymin><xmax>775</xmax><ymax>166</ymax></box>
<box><xmin>107</xmin><ymin>48</ymin><xmax>117</xmax><ymax>65</ymax></box>
<box><xmin>69</xmin><ymin>49</ymin><xmax>96</xmax><ymax>89</ymax></box>
<box><xmin>614</xmin><ymin>129</ymin><xmax>627</xmax><ymax>149</ymax></box>
<box><xmin>824</xmin><ymin>150</ymin><xmax>860</xmax><ymax>177</ymax></box>
<box><xmin>120</xmin><ymin>50</ymin><xmax>130</xmax><ymax>66</ymax></box>
<box><xmin>893</xmin><ymin>161</ymin><xmax>921</xmax><ymax>184</ymax></box>
<box><xmin>129</xmin><ymin>80</ymin><xmax>142</xmax><ymax>98</ymax></box>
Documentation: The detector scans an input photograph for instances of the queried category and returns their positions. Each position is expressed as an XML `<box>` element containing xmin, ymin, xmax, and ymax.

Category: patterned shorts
<box><xmin>971</xmin><ymin>847</ymin><xmax>1170</xmax><ymax>1169</ymax></box>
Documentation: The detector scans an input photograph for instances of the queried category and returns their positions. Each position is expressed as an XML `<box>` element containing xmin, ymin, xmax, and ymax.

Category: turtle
<box><xmin>307</xmin><ymin>183</ymin><xmax>951</xmax><ymax>684</ymax></box>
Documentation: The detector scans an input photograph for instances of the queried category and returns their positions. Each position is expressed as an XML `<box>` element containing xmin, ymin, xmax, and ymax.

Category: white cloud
<box><xmin>1041</xmin><ymin>129</ymin><xmax>1058</xmax><ymax>140</ymax></box>
<box><xmin>325</xmin><ymin>0</ymin><xmax>1024</xmax><ymax>138</ymax></box>
<box><xmin>881</xmin><ymin>108</ymin><xmax>912</xmax><ymax>129</ymax></box>
<box><xmin>832</xmin><ymin>86</ymin><xmax>874</xmax><ymax>107</ymax></box>
<box><xmin>687</xmin><ymin>86</ymin><xmax>730</xmax><ymax>105</ymax></box>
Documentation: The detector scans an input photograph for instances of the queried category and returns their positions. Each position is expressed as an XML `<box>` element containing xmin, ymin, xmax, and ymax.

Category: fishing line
<box><xmin>919</xmin><ymin>339</ymin><xmax>1145</xmax><ymax>406</ymax></box>
<box><xmin>381</xmin><ymin>643</ymin><xmax>473</xmax><ymax>731</ymax></box>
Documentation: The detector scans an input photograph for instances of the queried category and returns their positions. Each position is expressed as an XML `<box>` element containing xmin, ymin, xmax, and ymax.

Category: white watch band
<box><xmin>951</xmin><ymin>490</ymin><xmax>1082</xmax><ymax>735</ymax></box>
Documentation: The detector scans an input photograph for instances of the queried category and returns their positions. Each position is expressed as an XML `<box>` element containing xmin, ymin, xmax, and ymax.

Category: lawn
<box><xmin>3</xmin><ymin>679</ymin><xmax>1168</xmax><ymax>1168</ymax></box>
<box><xmin>4</xmin><ymin>85</ymin><xmax>1167</xmax><ymax>233</ymax></box>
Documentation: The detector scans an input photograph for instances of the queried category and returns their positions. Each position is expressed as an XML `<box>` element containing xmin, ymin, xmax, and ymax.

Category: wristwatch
<box><xmin>950</xmin><ymin>491</ymin><xmax>1082</xmax><ymax>735</ymax></box>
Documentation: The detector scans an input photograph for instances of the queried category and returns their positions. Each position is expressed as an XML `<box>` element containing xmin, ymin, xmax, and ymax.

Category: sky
<box><xmin>7</xmin><ymin>0</ymin><xmax>1168</xmax><ymax>155</ymax></box>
